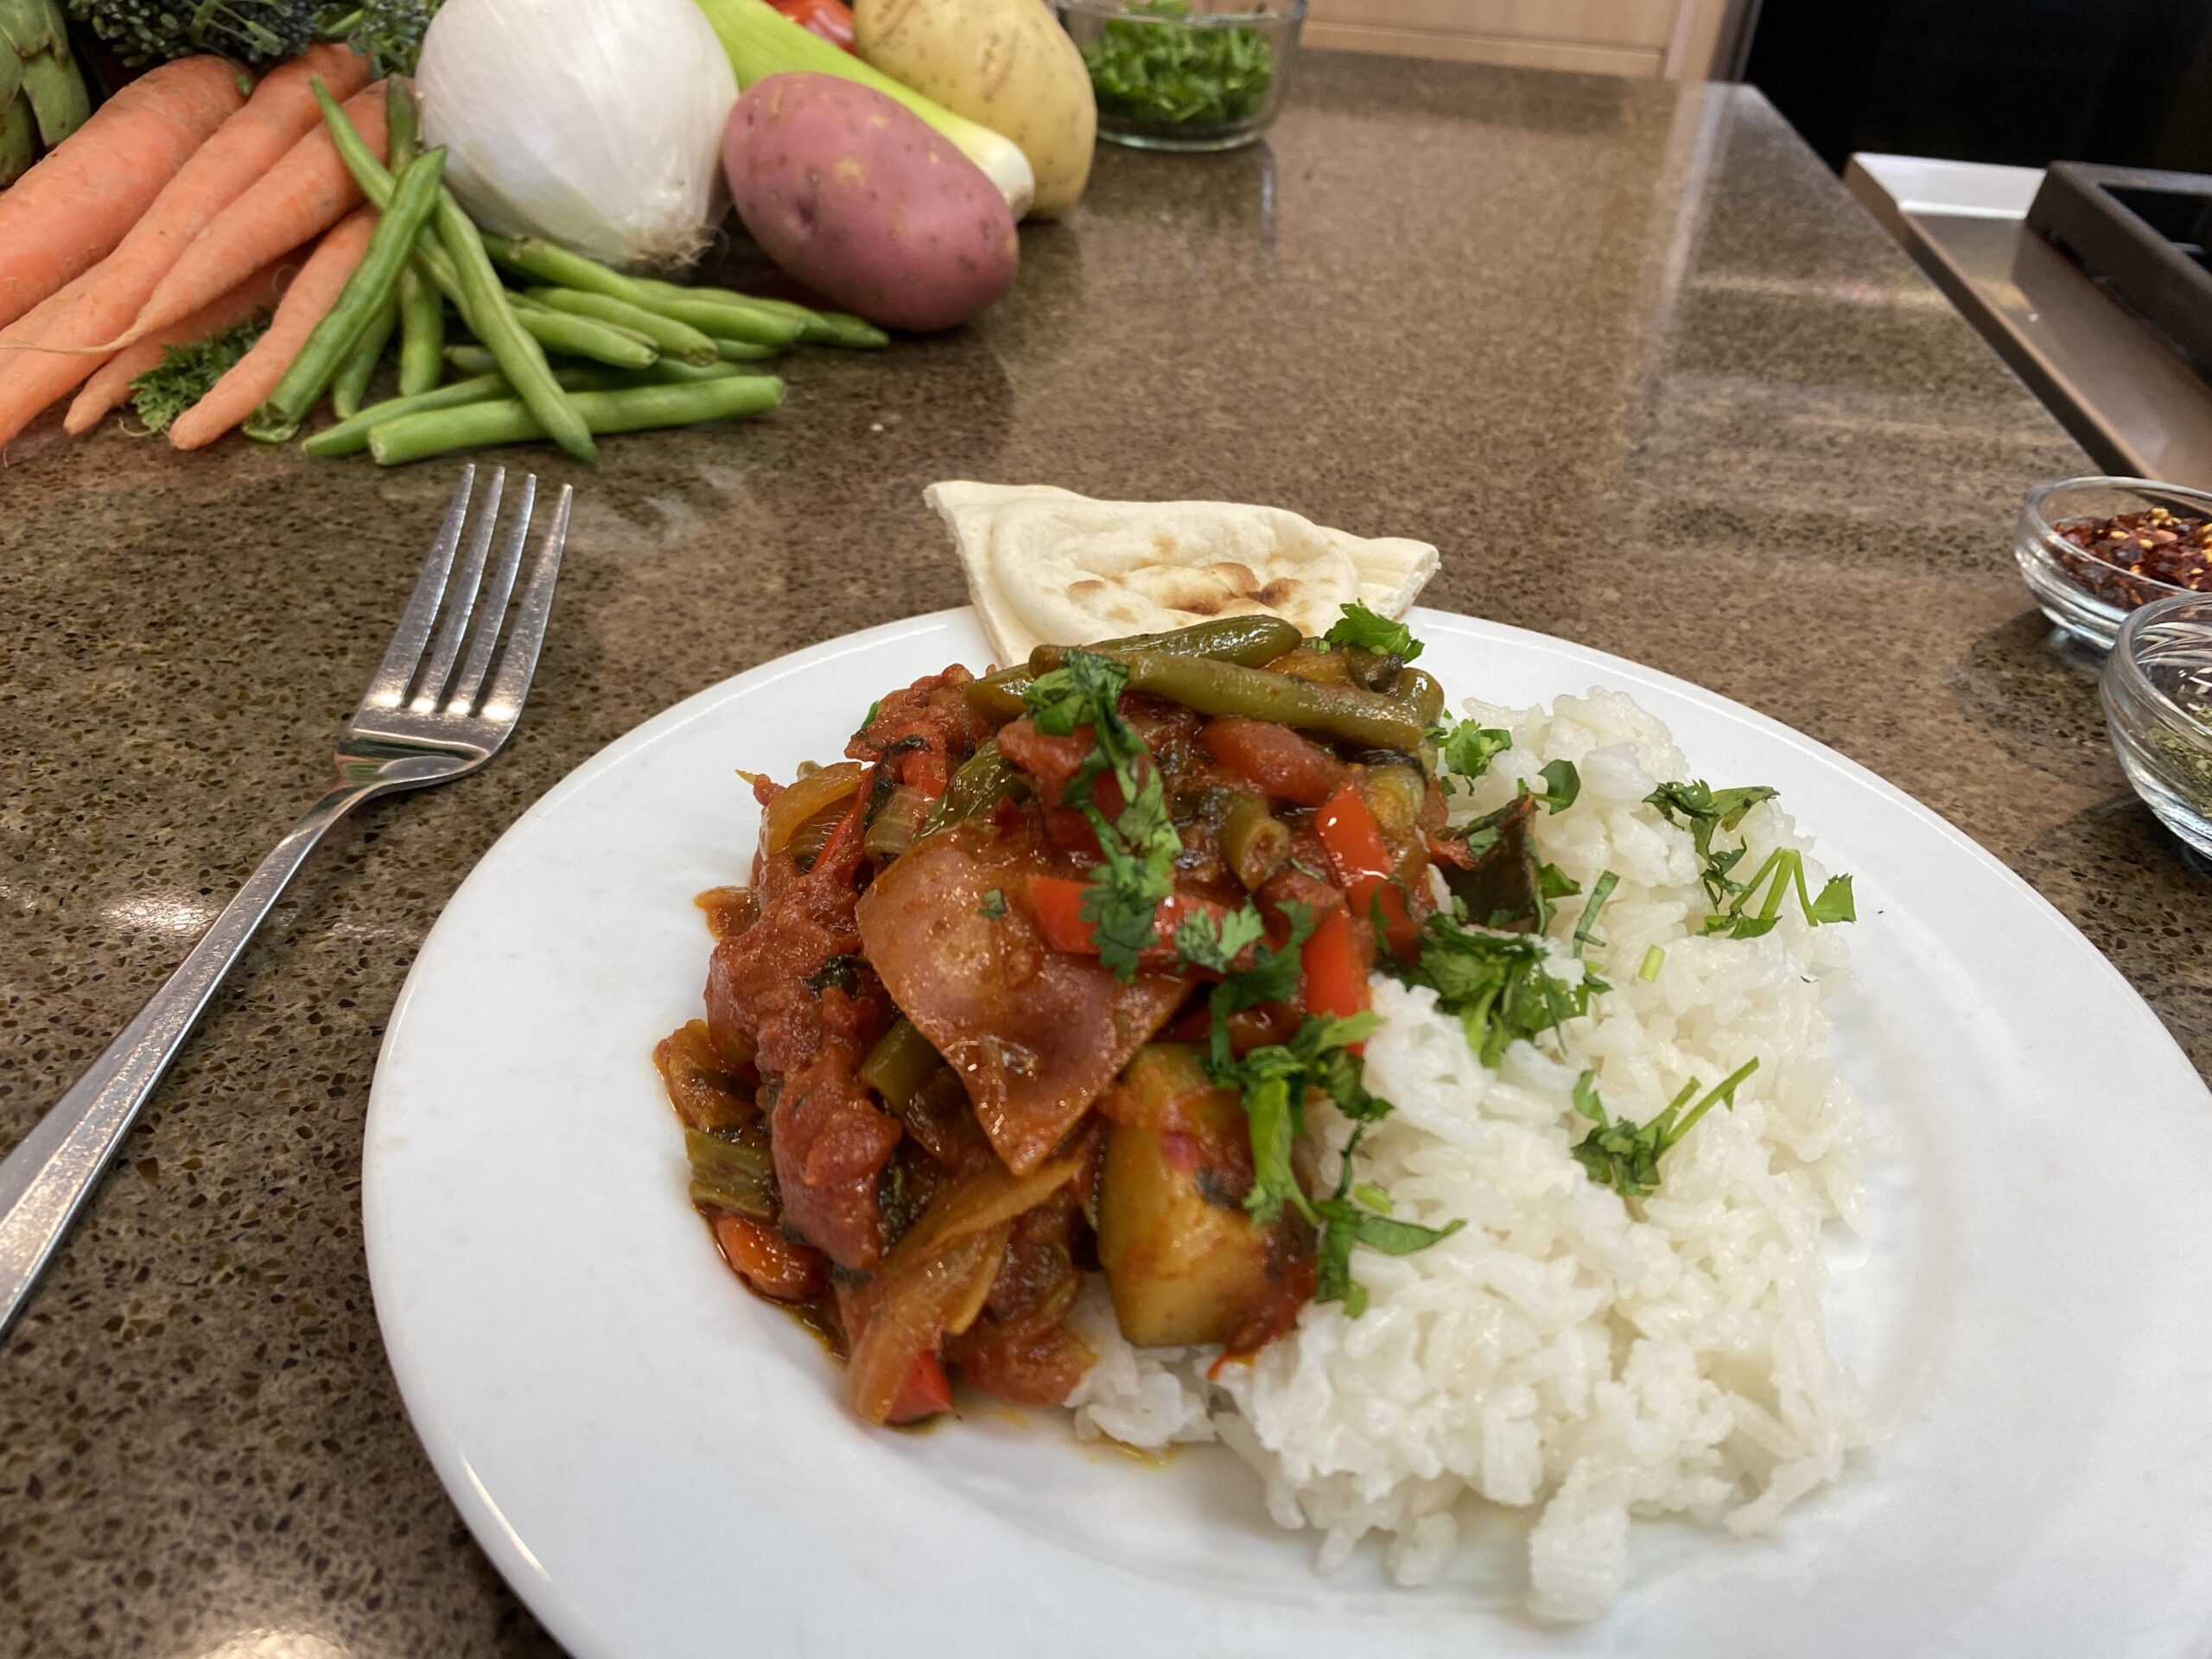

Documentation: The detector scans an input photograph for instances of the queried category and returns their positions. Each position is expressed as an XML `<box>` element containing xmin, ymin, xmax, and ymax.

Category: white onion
<box><xmin>416</xmin><ymin>0</ymin><xmax>738</xmax><ymax>270</ymax></box>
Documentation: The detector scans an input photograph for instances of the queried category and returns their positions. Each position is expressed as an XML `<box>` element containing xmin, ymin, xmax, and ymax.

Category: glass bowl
<box><xmin>2101</xmin><ymin>592</ymin><xmax>2212</xmax><ymax>860</ymax></box>
<box><xmin>1058</xmin><ymin>0</ymin><xmax>1304</xmax><ymax>153</ymax></box>
<box><xmin>2015</xmin><ymin>475</ymin><xmax>2212</xmax><ymax>651</ymax></box>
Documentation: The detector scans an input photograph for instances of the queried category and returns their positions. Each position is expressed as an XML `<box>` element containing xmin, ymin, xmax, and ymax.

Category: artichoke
<box><xmin>0</xmin><ymin>0</ymin><xmax>90</xmax><ymax>185</ymax></box>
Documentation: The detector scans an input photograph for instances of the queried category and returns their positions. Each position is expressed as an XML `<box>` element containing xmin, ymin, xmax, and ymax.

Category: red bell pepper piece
<box><xmin>1026</xmin><ymin>875</ymin><xmax>1227</xmax><ymax>961</ymax></box>
<box><xmin>887</xmin><ymin>1352</ymin><xmax>953</xmax><ymax>1424</ymax></box>
<box><xmin>710</xmin><ymin>1211</ymin><xmax>827</xmax><ymax>1302</ymax></box>
<box><xmin>1314</xmin><ymin>784</ymin><xmax>1420</xmax><ymax>961</ymax></box>
<box><xmin>1299</xmin><ymin>906</ymin><xmax>1369</xmax><ymax>1027</ymax></box>
<box><xmin>769</xmin><ymin>0</ymin><xmax>856</xmax><ymax>49</ymax></box>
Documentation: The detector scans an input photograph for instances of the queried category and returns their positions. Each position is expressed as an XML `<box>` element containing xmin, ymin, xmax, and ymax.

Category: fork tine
<box><xmin>480</xmin><ymin>482</ymin><xmax>573</xmax><ymax>725</ymax></box>
<box><xmin>444</xmin><ymin>474</ymin><xmax>537</xmax><ymax>715</ymax></box>
<box><xmin>410</xmin><ymin>467</ymin><xmax>505</xmax><ymax>713</ymax></box>
<box><xmin>361</xmin><ymin>466</ymin><xmax>474</xmax><ymax>712</ymax></box>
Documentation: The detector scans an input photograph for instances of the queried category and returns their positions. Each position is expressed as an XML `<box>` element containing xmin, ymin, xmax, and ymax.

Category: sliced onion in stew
<box><xmin>760</xmin><ymin>761</ymin><xmax>865</xmax><ymax>855</ymax></box>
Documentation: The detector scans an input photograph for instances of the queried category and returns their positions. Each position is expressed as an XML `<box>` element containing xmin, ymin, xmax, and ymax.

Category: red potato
<box><xmin>722</xmin><ymin>72</ymin><xmax>1017</xmax><ymax>333</ymax></box>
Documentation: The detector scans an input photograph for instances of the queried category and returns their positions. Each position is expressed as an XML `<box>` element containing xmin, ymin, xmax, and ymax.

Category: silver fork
<box><xmin>0</xmin><ymin>465</ymin><xmax>572</xmax><ymax>1341</ymax></box>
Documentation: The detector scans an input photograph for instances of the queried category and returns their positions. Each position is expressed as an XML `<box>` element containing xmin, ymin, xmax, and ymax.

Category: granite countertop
<box><xmin>1</xmin><ymin>50</ymin><xmax>2204</xmax><ymax>1659</ymax></box>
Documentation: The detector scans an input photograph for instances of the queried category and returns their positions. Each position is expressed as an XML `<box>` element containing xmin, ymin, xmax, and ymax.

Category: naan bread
<box><xmin>927</xmin><ymin>481</ymin><xmax>1440</xmax><ymax>666</ymax></box>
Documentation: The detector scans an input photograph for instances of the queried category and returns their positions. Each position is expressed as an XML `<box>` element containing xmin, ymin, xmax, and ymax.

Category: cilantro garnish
<box><xmin>1023</xmin><ymin>652</ymin><xmax>1182</xmax><ymax>981</ymax></box>
<box><xmin>1569</xmin><ymin>1060</ymin><xmax>1758</xmax><ymax>1198</ymax></box>
<box><xmin>1439</xmin><ymin>721</ymin><xmax>1511</xmax><ymax>784</ymax></box>
<box><xmin>1320</xmin><ymin>601</ymin><xmax>1423</xmax><ymax>661</ymax></box>
<box><xmin>1173</xmin><ymin>903</ymin><xmax>1268</xmax><ymax>972</ymax></box>
<box><xmin>1532</xmin><ymin>759</ymin><xmax>1580</xmax><ymax>813</ymax></box>
<box><xmin>1645</xmin><ymin>781</ymin><xmax>1854</xmax><ymax>938</ymax></box>
<box><xmin>1571</xmin><ymin>870</ymin><xmax>1618</xmax><ymax>959</ymax></box>
<box><xmin>1205</xmin><ymin>1009</ymin><xmax>1461</xmax><ymax>1313</ymax></box>
<box><xmin>1393</xmin><ymin>912</ymin><xmax>1596</xmax><ymax>1067</ymax></box>
<box><xmin>978</xmin><ymin>888</ymin><xmax>1007</xmax><ymax>920</ymax></box>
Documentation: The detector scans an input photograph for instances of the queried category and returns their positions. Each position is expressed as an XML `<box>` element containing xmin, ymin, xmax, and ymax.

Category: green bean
<box><xmin>649</xmin><ymin>292</ymin><xmax>804</xmax><ymax>346</ymax></box>
<box><xmin>433</xmin><ymin>209</ymin><xmax>596</xmax><ymax>464</ymax></box>
<box><xmin>245</xmin><ymin>146</ymin><xmax>447</xmax><ymax>444</ymax></box>
<box><xmin>329</xmin><ymin>295</ymin><xmax>395</xmax><ymax>418</ymax></box>
<box><xmin>715</xmin><ymin>337</ymin><xmax>783</xmax><ymax>362</ymax></box>
<box><xmin>444</xmin><ymin>342</ymin><xmax>763</xmax><ymax>387</ymax></box>
<box><xmin>395</xmin><ymin>271</ymin><xmax>443</xmax><ymax>396</ymax></box>
<box><xmin>1222</xmin><ymin>794</ymin><xmax>1291</xmax><ymax>890</ymax></box>
<box><xmin>506</xmin><ymin>296</ymin><xmax>659</xmax><ymax>369</ymax></box>
<box><xmin>632</xmin><ymin>276</ymin><xmax>888</xmax><ymax>348</ymax></box>
<box><xmin>312</xmin><ymin>79</ymin><xmax>599</xmax><ymax>460</ymax></box>
<box><xmin>381</xmin><ymin>79</ymin><xmax>443</xmax><ymax>398</ymax></box>
<box><xmin>966</xmin><ymin>614</ymin><xmax>1305</xmax><ymax>720</ymax></box>
<box><xmin>385</xmin><ymin>73</ymin><xmax>418</xmax><ymax>166</ymax></box>
<box><xmin>365</xmin><ymin>375</ymin><xmax>785</xmax><ymax>466</ymax></box>
<box><xmin>1102</xmin><ymin>651</ymin><xmax>1427</xmax><ymax>752</ymax></box>
<box><xmin>523</xmin><ymin>286</ymin><xmax>719</xmax><ymax>365</ymax></box>
<box><xmin>306</xmin><ymin>373</ymin><xmax>507</xmax><ymax>458</ymax></box>
<box><xmin>1390</xmin><ymin>667</ymin><xmax>1446</xmax><ymax>728</ymax></box>
<box><xmin>485</xmin><ymin>235</ymin><xmax>805</xmax><ymax>346</ymax></box>
<box><xmin>685</xmin><ymin>1129</ymin><xmax>775</xmax><ymax>1218</ymax></box>
<box><xmin>920</xmin><ymin>741</ymin><xmax>1023</xmax><ymax>833</ymax></box>
<box><xmin>304</xmin><ymin>366</ymin><xmax>652</xmax><ymax>459</ymax></box>
<box><xmin>863</xmin><ymin>785</ymin><xmax>930</xmax><ymax>860</ymax></box>
<box><xmin>313</xmin><ymin>79</ymin><xmax>464</xmax><ymax>305</ymax></box>
<box><xmin>859</xmin><ymin>1018</ymin><xmax>942</xmax><ymax>1109</ymax></box>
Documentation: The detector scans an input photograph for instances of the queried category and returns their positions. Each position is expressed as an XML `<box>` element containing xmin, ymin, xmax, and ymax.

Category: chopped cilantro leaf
<box><xmin>1022</xmin><ymin>652</ymin><xmax>1183</xmax><ymax>981</ymax></box>
<box><xmin>1320</xmin><ymin>601</ymin><xmax>1423</xmax><ymax>661</ymax></box>
<box><xmin>1533</xmin><ymin>759</ymin><xmax>1580</xmax><ymax>813</ymax></box>
<box><xmin>1569</xmin><ymin>1060</ymin><xmax>1758</xmax><ymax>1198</ymax></box>
<box><xmin>1439</xmin><ymin>721</ymin><xmax>1512</xmax><ymax>783</ymax></box>
<box><xmin>1207</xmin><ymin>1009</ymin><xmax>1458</xmax><ymax>1315</ymax></box>
<box><xmin>1392</xmin><ymin>912</ymin><xmax>1595</xmax><ymax>1067</ymax></box>
<box><xmin>1173</xmin><ymin>904</ymin><xmax>1268</xmax><ymax>972</ymax></box>
<box><xmin>1571</xmin><ymin>870</ymin><xmax>1618</xmax><ymax>959</ymax></box>
<box><xmin>978</xmin><ymin>888</ymin><xmax>1007</xmax><ymax>919</ymax></box>
<box><xmin>1647</xmin><ymin>779</ymin><xmax>1854</xmax><ymax>939</ymax></box>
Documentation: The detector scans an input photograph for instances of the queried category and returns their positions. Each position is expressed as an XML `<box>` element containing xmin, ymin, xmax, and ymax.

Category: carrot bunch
<box><xmin>0</xmin><ymin>44</ymin><xmax>385</xmax><ymax>449</ymax></box>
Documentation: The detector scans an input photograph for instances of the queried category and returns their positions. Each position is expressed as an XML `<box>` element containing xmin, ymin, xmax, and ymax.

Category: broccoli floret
<box><xmin>327</xmin><ymin>0</ymin><xmax>434</xmax><ymax>73</ymax></box>
<box><xmin>66</xmin><ymin>0</ymin><xmax>313</xmax><ymax>66</ymax></box>
<box><xmin>64</xmin><ymin>0</ymin><xmax>437</xmax><ymax>69</ymax></box>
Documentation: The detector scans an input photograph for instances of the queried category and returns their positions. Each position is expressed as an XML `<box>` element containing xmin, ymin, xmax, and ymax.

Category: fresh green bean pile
<box><xmin>258</xmin><ymin>75</ymin><xmax>891</xmax><ymax>468</ymax></box>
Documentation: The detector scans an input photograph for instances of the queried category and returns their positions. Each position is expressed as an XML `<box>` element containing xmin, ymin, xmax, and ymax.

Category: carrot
<box><xmin>0</xmin><ymin>58</ymin><xmax>245</xmax><ymax>333</ymax></box>
<box><xmin>0</xmin><ymin>46</ymin><xmax>371</xmax><ymax>449</ymax></box>
<box><xmin>168</xmin><ymin>210</ymin><xmax>377</xmax><ymax>452</ymax></box>
<box><xmin>64</xmin><ymin>258</ymin><xmax>295</xmax><ymax>435</ymax></box>
<box><xmin>110</xmin><ymin>80</ymin><xmax>388</xmax><ymax>354</ymax></box>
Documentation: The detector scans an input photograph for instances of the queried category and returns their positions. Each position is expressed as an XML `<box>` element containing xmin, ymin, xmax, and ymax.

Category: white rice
<box><xmin>1062</xmin><ymin>688</ymin><xmax>1870</xmax><ymax>1620</ymax></box>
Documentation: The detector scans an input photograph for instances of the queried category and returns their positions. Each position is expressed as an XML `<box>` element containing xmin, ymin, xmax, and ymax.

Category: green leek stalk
<box><xmin>690</xmin><ymin>0</ymin><xmax>1036</xmax><ymax>219</ymax></box>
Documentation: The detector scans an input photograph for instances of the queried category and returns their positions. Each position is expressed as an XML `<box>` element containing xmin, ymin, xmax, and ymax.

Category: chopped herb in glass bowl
<box><xmin>1058</xmin><ymin>0</ymin><xmax>1304</xmax><ymax>151</ymax></box>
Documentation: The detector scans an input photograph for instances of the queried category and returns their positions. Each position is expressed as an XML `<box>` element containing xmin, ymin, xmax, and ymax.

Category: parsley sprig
<box><xmin>1437</xmin><ymin>721</ymin><xmax>1511</xmax><ymax>788</ymax></box>
<box><xmin>1645</xmin><ymin>781</ymin><xmax>1855</xmax><ymax>939</ymax></box>
<box><xmin>1569</xmin><ymin>1060</ymin><xmax>1758</xmax><ymax>1198</ymax></box>
<box><xmin>1023</xmin><ymin>652</ymin><xmax>1183</xmax><ymax>980</ymax></box>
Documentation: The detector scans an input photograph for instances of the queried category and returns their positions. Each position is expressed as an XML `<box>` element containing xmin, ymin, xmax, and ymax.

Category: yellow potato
<box><xmin>855</xmin><ymin>0</ymin><xmax>1097</xmax><ymax>219</ymax></box>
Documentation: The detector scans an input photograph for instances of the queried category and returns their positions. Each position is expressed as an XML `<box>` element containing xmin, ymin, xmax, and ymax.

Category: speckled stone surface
<box><xmin>1</xmin><ymin>51</ymin><xmax>2205</xmax><ymax>1659</ymax></box>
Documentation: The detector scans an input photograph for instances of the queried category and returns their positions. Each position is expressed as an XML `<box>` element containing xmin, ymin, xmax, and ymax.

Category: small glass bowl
<box><xmin>2015</xmin><ymin>475</ymin><xmax>2212</xmax><ymax>651</ymax></box>
<box><xmin>2101</xmin><ymin>592</ymin><xmax>2212</xmax><ymax>859</ymax></box>
<box><xmin>1058</xmin><ymin>0</ymin><xmax>1304</xmax><ymax>153</ymax></box>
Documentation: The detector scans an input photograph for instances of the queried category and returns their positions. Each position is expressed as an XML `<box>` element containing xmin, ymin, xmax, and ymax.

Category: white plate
<box><xmin>364</xmin><ymin>608</ymin><xmax>2212</xmax><ymax>1659</ymax></box>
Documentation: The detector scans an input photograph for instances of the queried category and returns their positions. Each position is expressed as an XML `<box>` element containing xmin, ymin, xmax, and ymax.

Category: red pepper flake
<box><xmin>2051</xmin><ymin>505</ymin><xmax>2212</xmax><ymax>608</ymax></box>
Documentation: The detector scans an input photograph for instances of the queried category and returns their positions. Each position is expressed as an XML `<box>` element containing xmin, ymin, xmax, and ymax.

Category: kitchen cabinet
<box><xmin>1303</xmin><ymin>0</ymin><xmax>1743</xmax><ymax>78</ymax></box>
